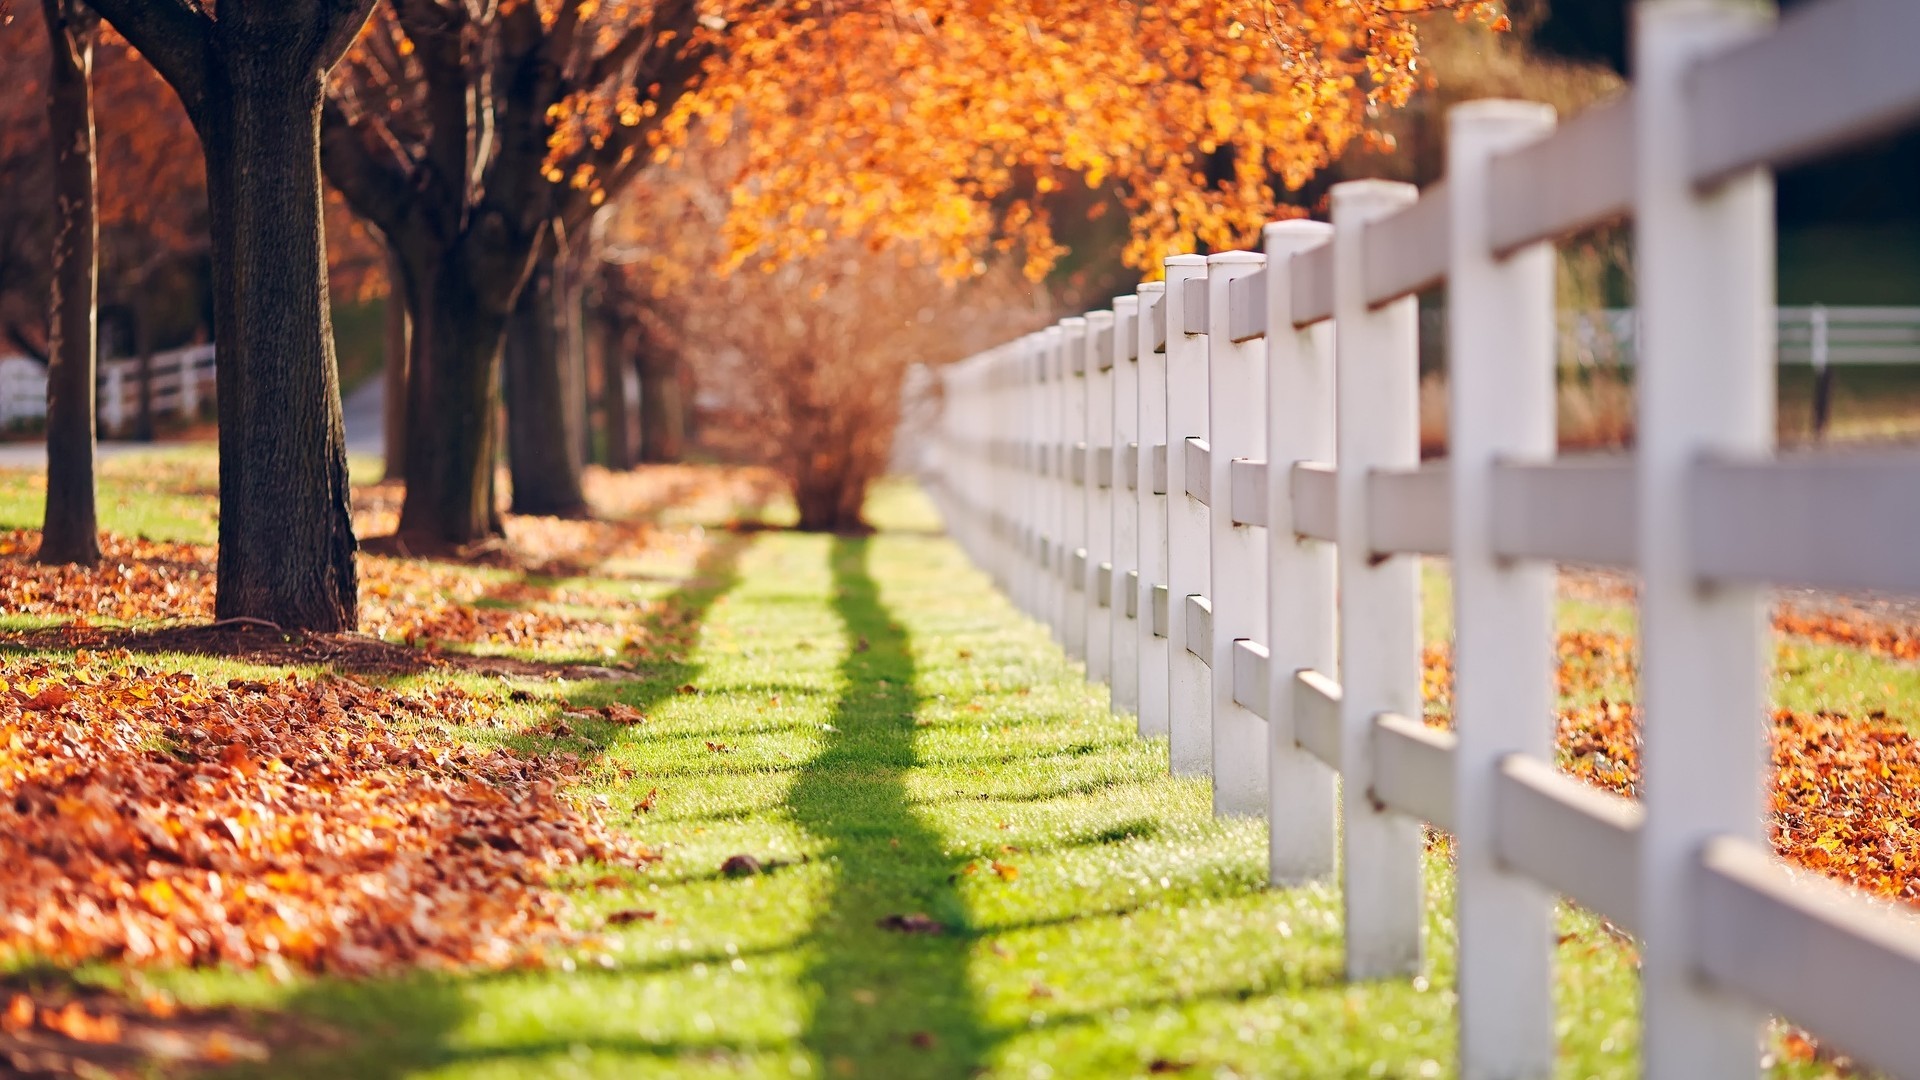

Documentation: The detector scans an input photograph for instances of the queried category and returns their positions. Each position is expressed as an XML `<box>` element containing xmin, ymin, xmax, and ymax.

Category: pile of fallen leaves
<box><xmin>0</xmin><ymin>529</ymin><xmax>664</xmax><ymax>655</ymax></box>
<box><xmin>1424</xmin><ymin>630</ymin><xmax>1920</xmax><ymax>907</ymax></box>
<box><xmin>0</xmin><ymin>531</ymin><xmax>214</xmax><ymax>624</ymax></box>
<box><xmin>0</xmin><ymin>651</ymin><xmax>639</xmax><ymax>973</ymax></box>
<box><xmin>1775</xmin><ymin>606</ymin><xmax>1920</xmax><ymax>661</ymax></box>
<box><xmin>358</xmin><ymin>557</ymin><xmax>653</xmax><ymax>655</ymax></box>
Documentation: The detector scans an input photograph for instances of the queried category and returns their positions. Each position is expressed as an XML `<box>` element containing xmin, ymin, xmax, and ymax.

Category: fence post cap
<box><xmin>1263</xmin><ymin>219</ymin><xmax>1333</xmax><ymax>244</ymax></box>
<box><xmin>1329</xmin><ymin>178</ymin><xmax>1420</xmax><ymax>219</ymax></box>
<box><xmin>1449</xmin><ymin>98</ymin><xmax>1557</xmax><ymax>127</ymax></box>
<box><xmin>1207</xmin><ymin>250</ymin><xmax>1264</xmax><ymax>267</ymax></box>
<box><xmin>1165</xmin><ymin>254</ymin><xmax>1208</xmax><ymax>269</ymax></box>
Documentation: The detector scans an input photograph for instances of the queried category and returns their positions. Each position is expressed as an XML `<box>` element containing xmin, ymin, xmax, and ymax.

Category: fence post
<box><xmin>1810</xmin><ymin>303</ymin><xmax>1832</xmax><ymax>439</ymax></box>
<box><xmin>177</xmin><ymin>348</ymin><xmax>198</xmax><ymax>417</ymax></box>
<box><xmin>1061</xmin><ymin>317</ymin><xmax>1091</xmax><ymax>665</ymax></box>
<box><xmin>1087</xmin><ymin>310</ymin><xmax>1117</xmax><ymax>691</ymax></box>
<box><xmin>1021</xmin><ymin>335</ymin><xmax>1044</xmax><ymax>619</ymax></box>
<box><xmin>993</xmin><ymin>351</ymin><xmax>1013</xmax><ymax>587</ymax></box>
<box><xmin>1136</xmin><ymin>282</ymin><xmax>1172</xmax><ymax>742</ymax></box>
<box><xmin>1053</xmin><ymin>324</ymin><xmax>1070</xmax><ymax>644</ymax></box>
<box><xmin>1206</xmin><ymin>250</ymin><xmax>1269</xmax><ymax>816</ymax></box>
<box><xmin>1331</xmin><ymin>179</ymin><xmax>1425</xmax><ymax>979</ymax></box>
<box><xmin>1635</xmin><ymin>2</ymin><xmax>1776</xmax><ymax>1076</ymax></box>
<box><xmin>1263</xmin><ymin>221</ymin><xmax>1338</xmax><ymax>885</ymax></box>
<box><xmin>103</xmin><ymin>364</ymin><xmax>125</xmax><ymax>438</ymax></box>
<box><xmin>1447</xmin><ymin>99</ymin><xmax>1561</xmax><ymax>1080</ymax></box>
<box><xmin>1111</xmin><ymin>297</ymin><xmax>1143</xmax><ymax>717</ymax></box>
<box><xmin>1164</xmin><ymin>255</ymin><xmax>1213</xmax><ymax>779</ymax></box>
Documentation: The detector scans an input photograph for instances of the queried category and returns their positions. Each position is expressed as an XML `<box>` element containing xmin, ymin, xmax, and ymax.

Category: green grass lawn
<box><xmin>0</xmin><ymin>463</ymin><xmax>1890</xmax><ymax>1077</ymax></box>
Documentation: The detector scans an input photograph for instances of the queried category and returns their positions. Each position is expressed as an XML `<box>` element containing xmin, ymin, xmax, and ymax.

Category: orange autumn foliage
<box><xmin>661</xmin><ymin>0</ymin><xmax>1502</xmax><ymax>279</ymax></box>
<box><xmin>0</xmin><ymin>654</ymin><xmax>639</xmax><ymax>972</ymax></box>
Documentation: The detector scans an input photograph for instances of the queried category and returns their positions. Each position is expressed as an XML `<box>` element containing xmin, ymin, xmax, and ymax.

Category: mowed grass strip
<box><xmin>0</xmin><ymin>464</ymin><xmax>1861</xmax><ymax>1077</ymax></box>
<box><xmin>113</xmin><ymin>484</ymin><xmax>1642</xmax><ymax>1080</ymax></box>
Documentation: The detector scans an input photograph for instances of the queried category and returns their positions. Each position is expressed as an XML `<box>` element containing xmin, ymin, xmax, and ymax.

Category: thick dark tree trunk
<box><xmin>84</xmin><ymin>0</ymin><xmax>375</xmax><ymax>630</ymax></box>
<box><xmin>36</xmin><ymin>0</ymin><xmax>101</xmax><ymax>567</ymax></box>
<box><xmin>503</xmin><ymin>255</ymin><xmax>588</xmax><ymax>517</ymax></box>
<box><xmin>381</xmin><ymin>246</ymin><xmax>408</xmax><ymax>481</ymax></box>
<box><xmin>201</xmin><ymin>67</ymin><xmax>357</xmax><ymax>630</ymax></box>
<box><xmin>635</xmin><ymin>329</ymin><xmax>684</xmax><ymax>464</ymax></box>
<box><xmin>393</xmin><ymin>251</ymin><xmax>514</xmax><ymax>546</ymax></box>
<box><xmin>596</xmin><ymin>308</ymin><xmax>633</xmax><ymax>470</ymax></box>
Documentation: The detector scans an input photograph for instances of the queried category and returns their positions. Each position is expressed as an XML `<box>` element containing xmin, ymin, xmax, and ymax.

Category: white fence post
<box><xmin>1136</xmin><ymin>282</ymin><xmax>1172</xmax><ymax>742</ymax></box>
<box><xmin>1043</xmin><ymin>325</ymin><xmax>1067</xmax><ymax>644</ymax></box>
<box><xmin>1263</xmin><ymin>221</ymin><xmax>1338</xmax><ymax>885</ymax></box>
<box><xmin>102</xmin><ymin>364</ymin><xmax>126</xmax><ymax>437</ymax></box>
<box><xmin>1087</xmin><ymin>310</ymin><xmax>1117</xmax><ymax>690</ymax></box>
<box><xmin>1061</xmin><ymin>317</ymin><xmax>1091</xmax><ymax>665</ymax></box>
<box><xmin>1164</xmin><ymin>255</ymin><xmax>1213</xmax><ymax>779</ymax></box>
<box><xmin>1447</xmin><ymin>99</ymin><xmax>1561</xmax><ymax>1080</ymax></box>
<box><xmin>1331</xmin><ymin>179</ymin><xmax>1425</xmax><ymax>979</ymax></box>
<box><xmin>1635</xmin><ymin>2</ymin><xmax>1776</xmax><ymax>1075</ymax></box>
<box><xmin>1111</xmin><ymin>296</ymin><xmax>1143</xmax><ymax>717</ymax></box>
<box><xmin>1021</xmin><ymin>335</ymin><xmax>1045</xmax><ymax>619</ymax></box>
<box><xmin>1206</xmin><ymin>251</ymin><xmax>1269</xmax><ymax>816</ymax></box>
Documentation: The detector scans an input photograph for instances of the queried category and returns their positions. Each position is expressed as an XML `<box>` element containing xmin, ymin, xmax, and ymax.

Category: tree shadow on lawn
<box><xmin>212</xmin><ymin>533</ymin><xmax>999</xmax><ymax>1078</ymax></box>
<box><xmin>784</xmin><ymin>537</ymin><xmax>993</xmax><ymax>1077</ymax></box>
<box><xmin>202</xmin><ymin>530</ymin><xmax>759</xmax><ymax>1079</ymax></box>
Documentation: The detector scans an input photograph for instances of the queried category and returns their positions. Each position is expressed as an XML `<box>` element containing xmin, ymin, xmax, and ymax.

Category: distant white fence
<box><xmin>1431</xmin><ymin>305</ymin><xmax>1920</xmax><ymax>370</ymax></box>
<box><xmin>0</xmin><ymin>344</ymin><xmax>215</xmax><ymax>437</ymax></box>
<box><xmin>924</xmin><ymin>0</ymin><xmax>1920</xmax><ymax>1076</ymax></box>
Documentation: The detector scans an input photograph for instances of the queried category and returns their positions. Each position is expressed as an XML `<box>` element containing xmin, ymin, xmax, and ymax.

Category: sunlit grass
<box><xmin>0</xmin><ymin>461</ymin><xmax>1886</xmax><ymax>1076</ymax></box>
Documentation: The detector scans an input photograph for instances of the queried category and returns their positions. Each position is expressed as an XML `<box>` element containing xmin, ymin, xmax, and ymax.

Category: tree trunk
<box><xmin>200</xmin><ymin>65</ymin><xmax>357</xmax><ymax>630</ymax></box>
<box><xmin>597</xmin><ymin>308</ymin><xmax>633</xmax><ymax>469</ymax></box>
<box><xmin>559</xmin><ymin>258</ymin><xmax>591</xmax><ymax>473</ymax></box>
<box><xmin>503</xmin><ymin>255</ymin><xmax>589</xmax><ymax>517</ymax></box>
<box><xmin>393</xmin><ymin>249</ymin><xmax>514</xmax><ymax>547</ymax></box>
<box><xmin>791</xmin><ymin>462</ymin><xmax>873</xmax><ymax>534</ymax></box>
<box><xmin>36</xmin><ymin>0</ymin><xmax>101</xmax><ymax>568</ymax></box>
<box><xmin>636</xmin><ymin>327</ymin><xmax>684</xmax><ymax>464</ymax></box>
<box><xmin>381</xmin><ymin>245</ymin><xmax>408</xmax><ymax>481</ymax></box>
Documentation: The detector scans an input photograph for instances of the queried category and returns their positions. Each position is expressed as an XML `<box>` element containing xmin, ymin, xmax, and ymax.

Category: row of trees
<box><xmin>10</xmin><ymin>0</ymin><xmax>1499</xmax><ymax>630</ymax></box>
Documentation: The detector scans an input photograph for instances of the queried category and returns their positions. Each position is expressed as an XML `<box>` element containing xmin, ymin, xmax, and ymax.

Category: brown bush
<box><xmin>686</xmin><ymin>250</ymin><xmax>1049</xmax><ymax>532</ymax></box>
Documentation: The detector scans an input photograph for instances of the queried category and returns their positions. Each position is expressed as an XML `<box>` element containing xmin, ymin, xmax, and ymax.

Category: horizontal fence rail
<box><xmin>922</xmin><ymin>1</ymin><xmax>1920</xmax><ymax>1076</ymax></box>
<box><xmin>0</xmin><ymin>345</ymin><xmax>216</xmax><ymax>437</ymax></box>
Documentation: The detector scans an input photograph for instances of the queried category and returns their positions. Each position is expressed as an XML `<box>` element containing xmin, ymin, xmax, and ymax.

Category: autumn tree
<box><xmin>74</xmin><ymin>0</ymin><xmax>373</xmax><ymax>631</ymax></box>
<box><xmin>686</xmin><ymin>0</ymin><xmax>1499</xmax><ymax>281</ymax></box>
<box><xmin>32</xmin><ymin>0</ymin><xmax>101</xmax><ymax>565</ymax></box>
<box><xmin>321</xmin><ymin>0</ymin><xmax>712</xmax><ymax>546</ymax></box>
<box><xmin>319</xmin><ymin>0</ymin><xmax>1485</xmax><ymax>542</ymax></box>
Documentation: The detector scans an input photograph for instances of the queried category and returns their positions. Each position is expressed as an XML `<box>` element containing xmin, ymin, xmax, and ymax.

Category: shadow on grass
<box><xmin>786</xmin><ymin>536</ymin><xmax>993</xmax><ymax>1077</ymax></box>
<box><xmin>210</xmin><ymin>530</ymin><xmax>758</xmax><ymax>1080</ymax></box>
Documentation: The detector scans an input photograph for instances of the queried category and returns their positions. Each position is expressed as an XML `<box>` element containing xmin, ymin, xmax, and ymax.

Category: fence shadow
<box><xmin>787</xmin><ymin>537</ymin><xmax>993</xmax><ymax>1077</ymax></box>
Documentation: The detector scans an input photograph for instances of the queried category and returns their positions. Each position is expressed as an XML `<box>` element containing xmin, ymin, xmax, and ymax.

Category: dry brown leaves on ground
<box><xmin>1424</xmin><ymin>630</ymin><xmax>1920</xmax><ymax>907</ymax></box>
<box><xmin>0</xmin><ymin>531</ymin><xmax>215</xmax><ymax>624</ymax></box>
<box><xmin>1775</xmin><ymin>606</ymin><xmax>1920</xmax><ymax>661</ymax></box>
<box><xmin>0</xmin><ymin>652</ymin><xmax>642</xmax><ymax>973</ymax></box>
<box><xmin>0</xmin><ymin>528</ymin><xmax>668</xmax><ymax>655</ymax></box>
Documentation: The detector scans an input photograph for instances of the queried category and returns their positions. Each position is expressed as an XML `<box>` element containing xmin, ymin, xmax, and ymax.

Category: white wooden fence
<box><xmin>925</xmin><ymin>0</ymin><xmax>1920</xmax><ymax>1076</ymax></box>
<box><xmin>0</xmin><ymin>344</ymin><xmax>215</xmax><ymax>437</ymax></box>
<box><xmin>1420</xmin><ymin>306</ymin><xmax>1920</xmax><ymax>369</ymax></box>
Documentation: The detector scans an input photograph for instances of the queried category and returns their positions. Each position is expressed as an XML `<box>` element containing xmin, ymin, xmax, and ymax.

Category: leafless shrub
<box><xmin>684</xmin><ymin>249</ymin><xmax>1050</xmax><ymax>532</ymax></box>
